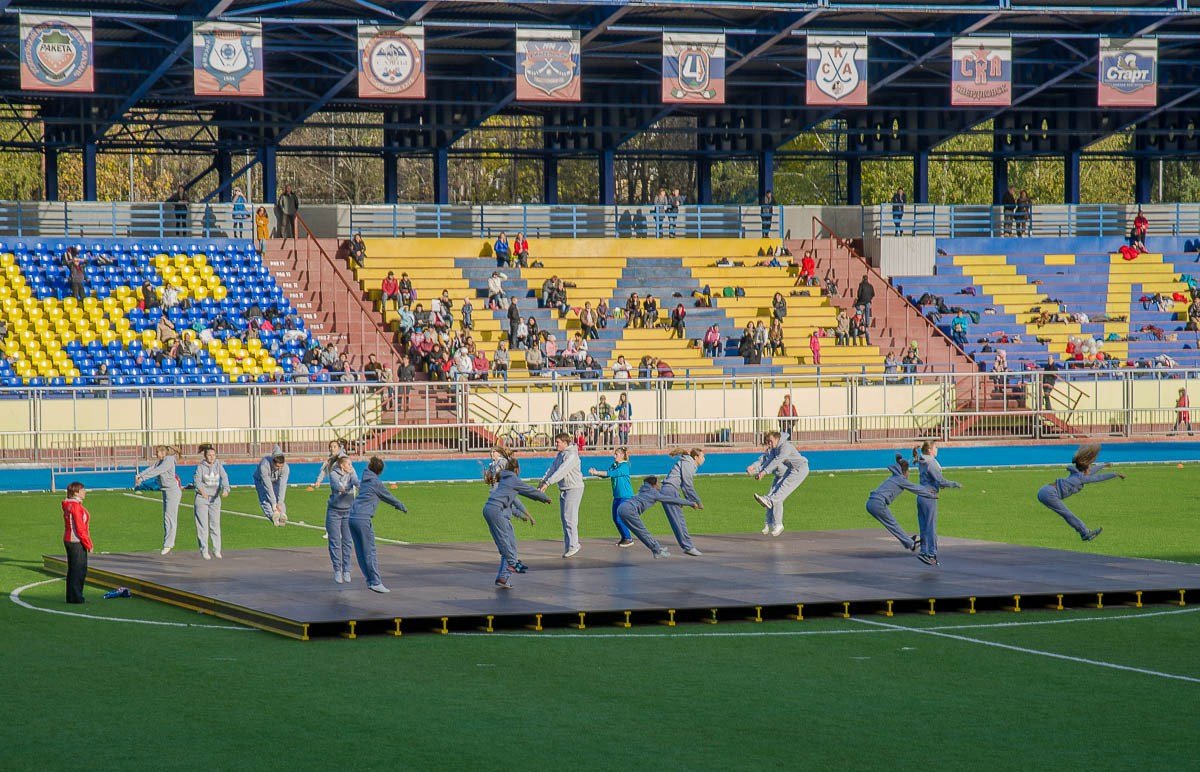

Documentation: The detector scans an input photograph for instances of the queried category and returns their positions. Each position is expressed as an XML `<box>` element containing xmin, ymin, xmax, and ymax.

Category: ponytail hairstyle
<box><xmin>1072</xmin><ymin>444</ymin><xmax>1101</xmax><ymax>472</ymax></box>
<box><xmin>913</xmin><ymin>439</ymin><xmax>936</xmax><ymax>462</ymax></box>
<box><xmin>667</xmin><ymin>447</ymin><xmax>705</xmax><ymax>459</ymax></box>
<box><xmin>155</xmin><ymin>444</ymin><xmax>180</xmax><ymax>457</ymax></box>
<box><xmin>894</xmin><ymin>454</ymin><xmax>910</xmax><ymax>474</ymax></box>
<box><xmin>486</xmin><ymin>445</ymin><xmax>517</xmax><ymax>483</ymax></box>
<box><xmin>765</xmin><ymin>430</ymin><xmax>782</xmax><ymax>443</ymax></box>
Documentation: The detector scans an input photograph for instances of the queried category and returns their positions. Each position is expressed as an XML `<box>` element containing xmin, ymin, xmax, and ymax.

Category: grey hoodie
<box><xmin>762</xmin><ymin>439</ymin><xmax>808</xmax><ymax>475</ymax></box>
<box><xmin>664</xmin><ymin>454</ymin><xmax>701</xmax><ymax>505</ymax></box>
<box><xmin>486</xmin><ymin>469</ymin><xmax>551</xmax><ymax>514</ymax></box>
<box><xmin>350</xmin><ymin>469</ymin><xmax>406</xmax><ymax>518</ymax></box>
<box><xmin>328</xmin><ymin>464</ymin><xmax>360</xmax><ymax>511</ymax></box>
<box><xmin>1052</xmin><ymin>463</ymin><xmax>1119</xmax><ymax>499</ymax></box>
<box><xmin>541</xmin><ymin>445</ymin><xmax>583</xmax><ymax>490</ymax></box>
<box><xmin>868</xmin><ymin>463</ymin><xmax>930</xmax><ymax>505</ymax></box>
<box><xmin>618</xmin><ymin>481</ymin><xmax>693</xmax><ymax>517</ymax></box>
<box><xmin>916</xmin><ymin>451</ymin><xmax>960</xmax><ymax>498</ymax></box>
<box><xmin>193</xmin><ymin>459</ymin><xmax>230</xmax><ymax>499</ymax></box>
<box><xmin>136</xmin><ymin>454</ymin><xmax>181</xmax><ymax>490</ymax></box>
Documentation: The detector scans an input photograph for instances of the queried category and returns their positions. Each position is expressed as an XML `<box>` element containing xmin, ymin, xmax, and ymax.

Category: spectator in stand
<box><xmin>513</xmin><ymin>232</ymin><xmax>530</xmax><ymax>267</ymax></box>
<box><xmin>461</xmin><ymin>296</ymin><xmax>474</xmax><ymax>332</ymax></box>
<box><xmin>349</xmin><ymin>233</ymin><xmax>367</xmax><ymax>267</ymax></box>
<box><xmin>738</xmin><ymin>324</ymin><xmax>759</xmax><ymax>365</ymax></box>
<box><xmin>703</xmin><ymin>324</ymin><xmax>722</xmax><ymax>357</ymax></box>
<box><xmin>526</xmin><ymin>317</ymin><xmax>540</xmax><ymax>347</ymax></box>
<box><xmin>643</xmin><ymin>294</ymin><xmax>660</xmax><ymax>328</ymax></box>
<box><xmin>855</xmin><ymin>275</ymin><xmax>875</xmax><ymax>329</ymax></box>
<box><xmin>849</xmin><ymin>310</ymin><xmax>869</xmax><ymax>345</ymax></box>
<box><xmin>1017</xmin><ymin>190</ymin><xmax>1033</xmax><ymax>236</ymax></box>
<box><xmin>543</xmin><ymin>334</ymin><xmax>558</xmax><ymax>368</ymax></box>
<box><xmin>778</xmin><ymin>394</ymin><xmax>798</xmax><ymax>435</ymax></box>
<box><xmin>156</xmin><ymin>315</ymin><xmax>179</xmax><ymax>348</ymax></box>
<box><xmin>669</xmin><ymin>303</ymin><xmax>687</xmax><ymax>339</ymax></box>
<box><xmin>277</xmin><ymin>184</ymin><xmax>299</xmax><ymax>239</ymax></box>
<box><xmin>902</xmin><ymin>345</ymin><xmax>922</xmax><ymax>381</ymax></box>
<box><xmin>580</xmin><ymin>302</ymin><xmax>599</xmax><ymax>340</ymax></box>
<box><xmin>611</xmin><ymin>354</ymin><xmax>631</xmax><ymax>380</ymax></box>
<box><xmin>397</xmin><ymin>305</ymin><xmax>415</xmax><ymax>337</ymax></box>
<box><xmin>653</xmin><ymin>188</ymin><xmax>668</xmax><ymax>237</ymax></box>
<box><xmin>397</xmin><ymin>272</ymin><xmax>414</xmax><ymax>307</ymax></box>
<box><xmin>656</xmin><ymin>358</ymin><xmax>675</xmax><ymax>384</ymax></box>
<box><xmin>167</xmin><ymin>184</ymin><xmax>190</xmax><ymax>236</ymax></box>
<box><xmin>363</xmin><ymin>353</ymin><xmax>387</xmax><ymax>382</ymax></box>
<box><xmin>487</xmin><ymin>271</ymin><xmax>506</xmax><ymax>307</ymax></box>
<box><xmin>1001</xmin><ymin>187</ymin><xmax>1016</xmax><ymax>236</ymax></box>
<box><xmin>809</xmin><ymin>330</ymin><xmax>821</xmax><ymax>365</ymax></box>
<box><xmin>638</xmin><ymin>355</ymin><xmax>655</xmax><ymax>382</ymax></box>
<box><xmin>835</xmin><ymin>309</ymin><xmax>850</xmax><ymax>345</ymax></box>
<box><xmin>525</xmin><ymin>343</ymin><xmax>544</xmax><ymax>376</ymax></box>
<box><xmin>231</xmin><ymin>186</ymin><xmax>249</xmax><ymax>239</ymax></box>
<box><xmin>760</xmin><ymin>191</ymin><xmax>775</xmax><ymax>237</ymax></box>
<box><xmin>667</xmin><ymin>188</ymin><xmax>683</xmax><ymax>237</ymax></box>
<box><xmin>492</xmin><ymin>342</ymin><xmax>510</xmax><ymax>377</ymax></box>
<box><xmin>625</xmin><ymin>293</ymin><xmax>643</xmax><ymax>328</ymax></box>
<box><xmin>1173</xmin><ymin>388</ymin><xmax>1193</xmax><ymax>435</ymax></box>
<box><xmin>292</xmin><ymin>356</ymin><xmax>311</xmax><ymax>383</ymax></box>
<box><xmin>1131</xmin><ymin>208</ymin><xmax>1149</xmax><ymax>252</ymax></box>
<box><xmin>381</xmin><ymin>271</ymin><xmax>401</xmax><ymax>309</ymax></box>
<box><xmin>493</xmin><ymin>232</ymin><xmax>511</xmax><ymax>267</ymax></box>
<box><xmin>580</xmin><ymin>355</ymin><xmax>602</xmax><ymax>387</ymax></box>
<box><xmin>768</xmin><ymin>319</ymin><xmax>786</xmax><ymax>356</ymax></box>
<box><xmin>65</xmin><ymin>248</ymin><xmax>88</xmax><ymax>301</ymax></box>
<box><xmin>1041</xmin><ymin>358</ymin><xmax>1060</xmax><ymax>411</ymax></box>
<box><xmin>596</xmin><ymin>298</ymin><xmax>611</xmax><ymax>330</ymax></box>
<box><xmin>507</xmin><ymin>298</ymin><xmax>521</xmax><ymax>346</ymax></box>
<box><xmin>883</xmin><ymin>352</ymin><xmax>899</xmax><ymax>378</ymax></box>
<box><xmin>823</xmin><ymin>266</ymin><xmax>840</xmax><ymax>298</ymax></box>
<box><xmin>255</xmin><ymin>207</ymin><xmax>269</xmax><ymax>253</ymax></box>
<box><xmin>471</xmin><ymin>349</ymin><xmax>490</xmax><ymax>381</ymax></box>
<box><xmin>141</xmin><ymin>281</ymin><xmax>160</xmax><ymax>310</ymax></box>
<box><xmin>797</xmin><ymin>252</ymin><xmax>817</xmax><ymax>287</ymax></box>
<box><xmin>320</xmin><ymin>343</ymin><xmax>341</xmax><ymax>371</ymax></box>
<box><xmin>891</xmin><ymin>188</ymin><xmax>906</xmax><ymax>236</ymax></box>
<box><xmin>754</xmin><ymin>321</ymin><xmax>768</xmax><ymax>359</ymax></box>
<box><xmin>772</xmin><ymin>292</ymin><xmax>788</xmax><ymax>323</ymax></box>
<box><xmin>951</xmin><ymin>310</ymin><xmax>970</xmax><ymax>347</ymax></box>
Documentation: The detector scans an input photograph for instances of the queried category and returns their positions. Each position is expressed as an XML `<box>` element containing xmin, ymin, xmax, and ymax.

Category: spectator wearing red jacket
<box><xmin>513</xmin><ymin>233</ymin><xmax>530</xmax><ymax>267</ymax></box>
<box><xmin>61</xmin><ymin>482</ymin><xmax>92</xmax><ymax>604</ymax></box>
<box><xmin>381</xmin><ymin>271</ymin><xmax>401</xmax><ymax>308</ymax></box>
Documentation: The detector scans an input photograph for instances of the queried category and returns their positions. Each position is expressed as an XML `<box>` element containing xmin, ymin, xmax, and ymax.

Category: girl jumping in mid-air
<box><xmin>913</xmin><ymin>440</ymin><xmax>962</xmax><ymax>566</ymax></box>
<box><xmin>483</xmin><ymin>449</ymin><xmax>550</xmax><ymax>589</ymax></box>
<box><xmin>748</xmin><ymin>431</ymin><xmax>810</xmax><ymax>536</ymax></box>
<box><xmin>134</xmin><ymin>445</ymin><xmax>182</xmax><ymax>555</ymax></box>
<box><xmin>1036</xmin><ymin>444</ymin><xmax>1123</xmax><ymax>541</ymax></box>
<box><xmin>588</xmin><ymin>446</ymin><xmax>635</xmax><ymax>547</ymax></box>
<box><xmin>615</xmin><ymin>476</ymin><xmax>699</xmax><ymax>558</ymax></box>
<box><xmin>864</xmin><ymin>455</ymin><xmax>924</xmax><ymax>553</ymax></box>
<box><xmin>662</xmin><ymin>448</ymin><xmax>705</xmax><ymax>556</ymax></box>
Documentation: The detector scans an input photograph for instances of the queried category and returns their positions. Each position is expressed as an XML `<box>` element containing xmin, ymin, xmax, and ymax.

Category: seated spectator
<box><xmin>513</xmin><ymin>232</ymin><xmax>530</xmax><ymax>267</ymax></box>
<box><xmin>320</xmin><ymin>343</ymin><xmax>341</xmax><ymax>370</ymax></box>
<box><xmin>702</xmin><ymin>324</ymin><xmax>721</xmax><ymax>357</ymax></box>
<box><xmin>669</xmin><ymin>303</ymin><xmax>687</xmax><ymax>339</ymax></box>
<box><xmin>397</xmin><ymin>305</ymin><xmax>415</xmax><ymax>336</ymax></box>
<box><xmin>768</xmin><ymin>319</ymin><xmax>786</xmax><ymax>356</ymax></box>
<box><xmin>625</xmin><ymin>292</ymin><xmax>643</xmax><ymax>328</ymax></box>
<box><xmin>950</xmin><ymin>311</ymin><xmax>969</xmax><ymax>347</ymax></box>
<box><xmin>292</xmin><ymin>357</ymin><xmax>311</xmax><ymax>383</ymax></box>
<box><xmin>493</xmin><ymin>232</ymin><xmax>511</xmax><ymax>267</ymax></box>
<box><xmin>822</xmin><ymin>268</ymin><xmax>839</xmax><ymax>297</ymax></box>
<box><xmin>611</xmin><ymin>354</ymin><xmax>631</xmax><ymax>380</ymax></box>
<box><xmin>1130</xmin><ymin>208</ymin><xmax>1148</xmax><ymax>252</ymax></box>
<box><xmin>835</xmin><ymin>309</ymin><xmax>850</xmax><ymax>345</ymax></box>
<box><xmin>754</xmin><ymin>321</ymin><xmax>768</xmax><ymax>355</ymax></box>
<box><xmin>471</xmin><ymin>350</ymin><xmax>490</xmax><ymax>381</ymax></box>
<box><xmin>487</xmin><ymin>271</ymin><xmax>507</xmax><ymax>309</ymax></box>
<box><xmin>349</xmin><ymin>233</ymin><xmax>367</xmax><ymax>267</ymax></box>
<box><xmin>526</xmin><ymin>316</ymin><xmax>540</xmax><ymax>345</ymax></box>
<box><xmin>596</xmin><ymin>298</ymin><xmax>611</xmax><ymax>329</ymax></box>
<box><xmin>637</xmin><ymin>355</ymin><xmax>655</xmax><ymax>382</ymax></box>
<box><xmin>450</xmin><ymin>348</ymin><xmax>473</xmax><ymax>381</ymax></box>
<box><xmin>738</xmin><ymin>324</ymin><xmax>759</xmax><ymax>364</ymax></box>
<box><xmin>525</xmin><ymin>344</ymin><xmax>544</xmax><ymax>376</ymax></box>
<box><xmin>543</xmin><ymin>334</ymin><xmax>558</xmax><ymax>365</ymax></box>
<box><xmin>655</xmin><ymin>358</ymin><xmax>675</xmax><ymax>383</ymax></box>
<box><xmin>180</xmin><ymin>333</ymin><xmax>201</xmax><ymax>359</ymax></box>
<box><xmin>156</xmin><ymin>315</ymin><xmax>178</xmax><ymax>346</ymax></box>
<box><xmin>850</xmin><ymin>311</ymin><xmax>869</xmax><ymax>345</ymax></box>
<box><xmin>381</xmin><ymin>271</ymin><xmax>401</xmax><ymax>308</ymax></box>
<box><xmin>643</xmin><ymin>295</ymin><xmax>660</xmax><ymax>328</ymax></box>
<box><xmin>141</xmin><ymin>281</ymin><xmax>160</xmax><ymax>310</ymax></box>
<box><xmin>397</xmin><ymin>272</ymin><xmax>414</xmax><ymax>306</ymax></box>
<box><xmin>772</xmin><ymin>292</ymin><xmax>787</xmax><ymax>323</ymax></box>
<box><xmin>412</xmin><ymin>303</ymin><xmax>430</xmax><ymax>329</ymax></box>
<box><xmin>883</xmin><ymin>352</ymin><xmax>899</xmax><ymax>375</ymax></box>
<box><xmin>796</xmin><ymin>251</ymin><xmax>817</xmax><ymax>287</ymax></box>
<box><xmin>579</xmin><ymin>355</ymin><xmax>602</xmax><ymax>385</ymax></box>
<box><xmin>580</xmin><ymin>302</ymin><xmax>599</xmax><ymax>340</ymax></box>
<box><xmin>363</xmin><ymin>353</ymin><xmax>387</xmax><ymax>382</ymax></box>
<box><xmin>492</xmin><ymin>342</ymin><xmax>510</xmax><ymax>375</ymax></box>
<box><xmin>161</xmin><ymin>284</ymin><xmax>181</xmax><ymax>310</ymax></box>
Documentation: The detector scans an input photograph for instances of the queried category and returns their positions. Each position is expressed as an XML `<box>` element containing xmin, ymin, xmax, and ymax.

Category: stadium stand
<box><xmin>893</xmin><ymin>237</ymin><xmax>1200</xmax><ymax>372</ymax></box>
<box><xmin>351</xmin><ymin>238</ymin><xmax>887</xmax><ymax>380</ymax></box>
<box><xmin>0</xmin><ymin>239</ymin><xmax>316</xmax><ymax>386</ymax></box>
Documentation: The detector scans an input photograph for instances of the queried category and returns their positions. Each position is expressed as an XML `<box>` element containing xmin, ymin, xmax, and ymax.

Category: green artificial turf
<box><xmin>1</xmin><ymin>464</ymin><xmax>1198</xmax><ymax>771</ymax></box>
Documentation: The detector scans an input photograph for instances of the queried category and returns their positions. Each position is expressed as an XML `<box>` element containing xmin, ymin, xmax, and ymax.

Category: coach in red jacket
<box><xmin>61</xmin><ymin>482</ymin><xmax>92</xmax><ymax>604</ymax></box>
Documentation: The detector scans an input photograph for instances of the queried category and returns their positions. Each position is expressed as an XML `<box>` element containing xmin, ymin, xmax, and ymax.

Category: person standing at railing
<box><xmin>193</xmin><ymin>444</ymin><xmax>230</xmax><ymax>560</ymax></box>
<box><xmin>1001</xmin><ymin>187</ymin><xmax>1016</xmax><ymax>236</ymax></box>
<box><xmin>1017</xmin><ymin>190</ymin><xmax>1033</xmax><ymax>236</ymax></box>
<box><xmin>749</xmin><ymin>431</ymin><xmax>809</xmax><ymax>537</ymax></box>
<box><xmin>653</xmin><ymin>188</ymin><xmax>668</xmax><ymax>237</ymax></box>
<box><xmin>1173</xmin><ymin>388</ymin><xmax>1193</xmax><ymax>435</ymax></box>
<box><xmin>864</xmin><ymin>455</ymin><xmax>924</xmax><ymax>553</ymax></box>
<box><xmin>134</xmin><ymin>445</ymin><xmax>183</xmax><ymax>555</ymax></box>
<box><xmin>668</xmin><ymin>188</ymin><xmax>683</xmax><ymax>237</ymax></box>
<box><xmin>231</xmin><ymin>187</ymin><xmax>249</xmax><ymax>239</ymax></box>
<box><xmin>777</xmin><ymin>395</ymin><xmax>798</xmax><ymax>435</ymax></box>
<box><xmin>912</xmin><ymin>440</ymin><xmax>962</xmax><ymax>567</ymax></box>
<box><xmin>538</xmin><ymin>433</ymin><xmax>585</xmax><ymax>558</ymax></box>
<box><xmin>855</xmin><ymin>275</ymin><xmax>875</xmax><ymax>330</ymax></box>
<box><xmin>760</xmin><ymin>191</ymin><xmax>774</xmax><ymax>237</ymax></box>
<box><xmin>166</xmin><ymin>184</ymin><xmax>189</xmax><ymax>237</ymax></box>
<box><xmin>1036</xmin><ymin>445</ymin><xmax>1121</xmax><ymax>542</ymax></box>
<box><xmin>277</xmin><ymin>185</ymin><xmax>299</xmax><ymax>239</ymax></box>
<box><xmin>890</xmin><ymin>188</ymin><xmax>906</xmax><ymax>236</ymax></box>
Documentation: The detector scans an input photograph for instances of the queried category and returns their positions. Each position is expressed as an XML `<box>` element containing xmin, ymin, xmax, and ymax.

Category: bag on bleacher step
<box><xmin>722</xmin><ymin>287</ymin><xmax>735</xmax><ymax>297</ymax></box>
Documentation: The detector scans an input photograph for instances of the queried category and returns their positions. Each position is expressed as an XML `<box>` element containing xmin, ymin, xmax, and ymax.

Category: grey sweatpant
<box><xmin>194</xmin><ymin>493</ymin><xmax>222</xmax><ymax>554</ymax></box>
<box><xmin>865</xmin><ymin>495</ymin><xmax>915</xmax><ymax>550</ymax></box>
<box><xmin>161</xmin><ymin>486</ymin><xmax>183</xmax><ymax>549</ymax></box>
<box><xmin>483</xmin><ymin>503</ymin><xmax>520</xmax><ymax>581</ymax></box>
<box><xmin>660</xmin><ymin>483</ymin><xmax>695</xmax><ymax>551</ymax></box>
<box><xmin>1037</xmin><ymin>484</ymin><xmax>1089</xmax><ymax>536</ymax></box>
<box><xmin>558</xmin><ymin>487</ymin><xmax>583</xmax><ymax>552</ymax></box>
<box><xmin>615</xmin><ymin>502</ymin><xmax>664</xmax><ymax>555</ymax></box>
<box><xmin>761</xmin><ymin>467</ymin><xmax>809</xmax><ymax>527</ymax></box>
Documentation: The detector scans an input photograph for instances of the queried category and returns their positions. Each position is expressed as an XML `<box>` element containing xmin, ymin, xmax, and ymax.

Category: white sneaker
<box><xmin>160</xmin><ymin>547</ymin><xmax>172</xmax><ymax>555</ymax></box>
<box><xmin>334</xmin><ymin>571</ymin><xmax>343</xmax><ymax>584</ymax></box>
<box><xmin>753</xmin><ymin>493</ymin><xmax>771</xmax><ymax>508</ymax></box>
<box><xmin>278</xmin><ymin>513</ymin><xmax>288</xmax><ymax>524</ymax></box>
<box><xmin>654</xmin><ymin>548</ymin><xmax>670</xmax><ymax>559</ymax></box>
<box><xmin>342</xmin><ymin>572</ymin><xmax>352</xmax><ymax>583</ymax></box>
<box><xmin>368</xmin><ymin>584</ymin><xmax>390</xmax><ymax>593</ymax></box>
<box><xmin>563</xmin><ymin>545</ymin><xmax>581</xmax><ymax>558</ymax></box>
<box><xmin>213</xmin><ymin>551</ymin><xmax>222</xmax><ymax>559</ymax></box>
<box><xmin>683</xmin><ymin>547</ymin><xmax>703</xmax><ymax>556</ymax></box>
<box><xmin>202</xmin><ymin>551</ymin><xmax>211</xmax><ymax>560</ymax></box>
<box><xmin>761</xmin><ymin>524</ymin><xmax>771</xmax><ymax>535</ymax></box>
<box><xmin>322</xmin><ymin>532</ymin><xmax>329</xmax><ymax>540</ymax></box>
<box><xmin>771</xmin><ymin>525</ymin><xmax>785</xmax><ymax>537</ymax></box>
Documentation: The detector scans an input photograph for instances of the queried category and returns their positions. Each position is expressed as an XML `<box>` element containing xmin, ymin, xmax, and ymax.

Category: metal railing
<box><xmin>346</xmin><ymin>204</ymin><xmax>785</xmax><ymax>239</ymax></box>
<box><xmin>0</xmin><ymin>369</ymin><xmax>1195</xmax><ymax>466</ymax></box>
<box><xmin>0</xmin><ymin>201</ymin><xmax>262</xmax><ymax>240</ymax></box>
<box><xmin>866</xmin><ymin>203</ymin><xmax>1200</xmax><ymax>239</ymax></box>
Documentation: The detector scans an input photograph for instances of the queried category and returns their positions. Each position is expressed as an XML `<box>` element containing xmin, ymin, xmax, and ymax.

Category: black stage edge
<box><xmin>43</xmin><ymin>530</ymin><xmax>1200</xmax><ymax>640</ymax></box>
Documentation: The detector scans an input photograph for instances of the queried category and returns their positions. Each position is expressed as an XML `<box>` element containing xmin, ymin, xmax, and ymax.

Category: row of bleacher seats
<box><xmin>0</xmin><ymin>239</ymin><xmax>317</xmax><ymax>386</ymax></box>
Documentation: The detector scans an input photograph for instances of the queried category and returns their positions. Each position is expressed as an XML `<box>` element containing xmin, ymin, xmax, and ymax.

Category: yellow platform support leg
<box><xmin>704</xmin><ymin>608</ymin><xmax>718</xmax><ymax>625</ymax></box>
<box><xmin>438</xmin><ymin>616</ymin><xmax>449</xmax><ymax>635</ymax></box>
<box><xmin>925</xmin><ymin>598</ymin><xmax>936</xmax><ymax>616</ymax></box>
<box><xmin>788</xmin><ymin>604</ymin><xmax>804</xmax><ymax>621</ymax></box>
<box><xmin>661</xmin><ymin>609</ymin><xmax>676</xmax><ymax>627</ymax></box>
<box><xmin>388</xmin><ymin>617</ymin><xmax>402</xmax><ymax>637</ymax></box>
<box><xmin>620</xmin><ymin>610</ymin><xmax>632</xmax><ymax>629</ymax></box>
<box><xmin>341</xmin><ymin>620</ymin><xmax>357</xmax><ymax>640</ymax></box>
<box><xmin>842</xmin><ymin>601</ymin><xmax>851</xmax><ymax>619</ymax></box>
<box><xmin>571</xmin><ymin>612</ymin><xmax>587</xmax><ymax>630</ymax></box>
<box><xmin>529</xmin><ymin>613</ymin><xmax>544</xmax><ymax>632</ymax></box>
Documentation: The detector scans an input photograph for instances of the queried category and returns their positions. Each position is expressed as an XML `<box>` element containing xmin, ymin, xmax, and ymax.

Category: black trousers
<box><xmin>64</xmin><ymin>541</ymin><xmax>88</xmax><ymax>604</ymax></box>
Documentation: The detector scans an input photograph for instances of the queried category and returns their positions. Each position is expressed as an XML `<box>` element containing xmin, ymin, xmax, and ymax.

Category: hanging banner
<box><xmin>516</xmin><ymin>28</ymin><xmax>581</xmax><ymax>102</ymax></box>
<box><xmin>662</xmin><ymin>33</ymin><xmax>726</xmax><ymax>104</ymax></box>
<box><xmin>193</xmin><ymin>21</ymin><xmax>264</xmax><ymax>97</ymax></box>
<box><xmin>20</xmin><ymin>14</ymin><xmax>94</xmax><ymax>93</ymax></box>
<box><xmin>951</xmin><ymin>36</ymin><xmax>1011</xmax><ymax>106</ymax></box>
<box><xmin>1098</xmin><ymin>37</ymin><xmax>1157</xmax><ymax>108</ymax></box>
<box><xmin>358</xmin><ymin>25</ymin><xmax>425</xmax><ymax>99</ymax></box>
<box><xmin>805</xmin><ymin>35</ymin><xmax>868</xmax><ymax>106</ymax></box>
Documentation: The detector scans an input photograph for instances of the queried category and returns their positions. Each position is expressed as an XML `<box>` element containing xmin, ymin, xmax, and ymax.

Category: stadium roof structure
<box><xmin>2</xmin><ymin>0</ymin><xmax>1200</xmax><ymax>204</ymax></box>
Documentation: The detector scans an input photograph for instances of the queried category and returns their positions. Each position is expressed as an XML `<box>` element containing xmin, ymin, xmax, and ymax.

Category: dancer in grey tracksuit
<box><xmin>326</xmin><ymin>452</ymin><xmax>359</xmax><ymax>584</ymax></box>
<box><xmin>192</xmin><ymin>444</ymin><xmax>230</xmax><ymax>559</ymax></box>
<box><xmin>134</xmin><ymin>445</ymin><xmax>183</xmax><ymax>554</ymax></box>
<box><xmin>253</xmin><ymin>446</ymin><xmax>290</xmax><ymax>525</ymax></box>
<box><xmin>348</xmin><ymin>458</ymin><xmax>407</xmax><ymax>592</ymax></box>
<box><xmin>539</xmin><ymin>436</ymin><xmax>584</xmax><ymax>557</ymax></box>
<box><xmin>913</xmin><ymin>442</ymin><xmax>961</xmax><ymax>566</ymax></box>
<box><xmin>1036</xmin><ymin>444</ymin><xmax>1122</xmax><ymax>541</ymax></box>
<box><xmin>488</xmin><ymin>449</ymin><xmax>529</xmax><ymax>520</ymax></box>
<box><xmin>484</xmin><ymin>464</ymin><xmax>550</xmax><ymax>588</ymax></box>
<box><xmin>615</xmin><ymin>478</ymin><xmax>696</xmax><ymax>558</ymax></box>
<box><xmin>865</xmin><ymin>456</ymin><xmax>925</xmax><ymax>552</ymax></box>
<box><xmin>662</xmin><ymin>448</ymin><xmax>704</xmax><ymax>555</ymax></box>
<box><xmin>749</xmin><ymin>432</ymin><xmax>809</xmax><ymax>535</ymax></box>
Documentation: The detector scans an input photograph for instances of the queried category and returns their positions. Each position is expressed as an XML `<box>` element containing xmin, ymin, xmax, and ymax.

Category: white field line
<box><xmin>121</xmin><ymin>492</ymin><xmax>410</xmax><ymax>545</ymax></box>
<box><xmin>9</xmin><ymin>578</ymin><xmax>251</xmax><ymax>631</ymax></box>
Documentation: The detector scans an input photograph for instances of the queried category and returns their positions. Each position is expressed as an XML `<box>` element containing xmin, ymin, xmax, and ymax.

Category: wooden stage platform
<box><xmin>44</xmin><ymin>530</ymin><xmax>1200</xmax><ymax>639</ymax></box>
